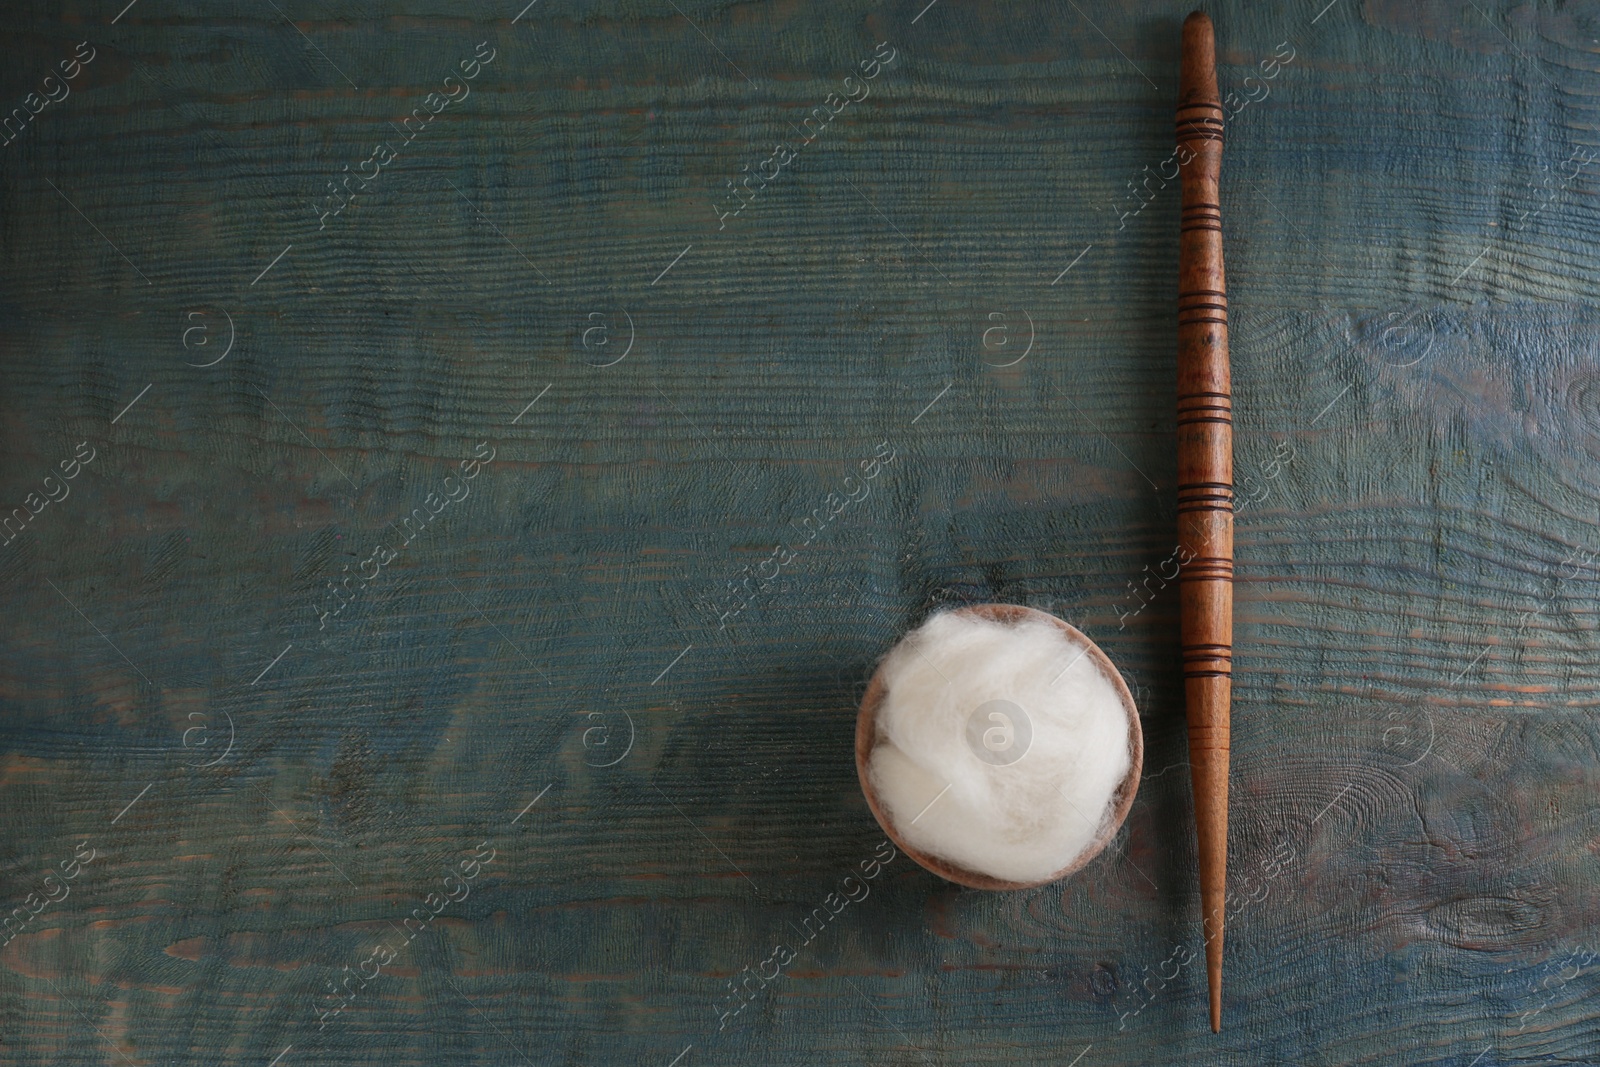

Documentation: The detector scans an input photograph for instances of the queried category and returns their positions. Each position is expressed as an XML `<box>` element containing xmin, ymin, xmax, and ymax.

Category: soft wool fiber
<box><xmin>867</xmin><ymin>610</ymin><xmax>1132</xmax><ymax>884</ymax></box>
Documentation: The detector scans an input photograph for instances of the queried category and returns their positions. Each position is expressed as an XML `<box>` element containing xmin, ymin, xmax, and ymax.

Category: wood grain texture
<box><xmin>2</xmin><ymin>0</ymin><xmax>1600</xmax><ymax>1064</ymax></box>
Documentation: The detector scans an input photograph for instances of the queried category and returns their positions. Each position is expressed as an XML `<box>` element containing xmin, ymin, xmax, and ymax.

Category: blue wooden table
<box><xmin>2</xmin><ymin>1</ymin><xmax>1597</xmax><ymax>1063</ymax></box>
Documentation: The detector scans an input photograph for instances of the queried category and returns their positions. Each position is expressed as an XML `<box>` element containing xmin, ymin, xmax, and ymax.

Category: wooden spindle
<box><xmin>1175</xmin><ymin>9</ymin><xmax>1232</xmax><ymax>1035</ymax></box>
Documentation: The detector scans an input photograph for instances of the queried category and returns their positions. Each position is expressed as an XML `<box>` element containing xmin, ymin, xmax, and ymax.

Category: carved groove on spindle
<box><xmin>1177</xmin><ymin>293</ymin><xmax>1227</xmax><ymax>314</ymax></box>
<box><xmin>1179</xmin><ymin>557</ymin><xmax>1234</xmax><ymax>580</ymax></box>
<box><xmin>1177</xmin><ymin>399</ymin><xmax>1235</xmax><ymax>415</ymax></box>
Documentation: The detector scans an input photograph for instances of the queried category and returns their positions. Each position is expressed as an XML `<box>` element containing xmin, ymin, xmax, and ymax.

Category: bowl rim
<box><xmin>854</xmin><ymin>603</ymin><xmax>1145</xmax><ymax>891</ymax></box>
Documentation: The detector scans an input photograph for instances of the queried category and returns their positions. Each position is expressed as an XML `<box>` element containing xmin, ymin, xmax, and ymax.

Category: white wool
<box><xmin>867</xmin><ymin>610</ymin><xmax>1133</xmax><ymax>885</ymax></box>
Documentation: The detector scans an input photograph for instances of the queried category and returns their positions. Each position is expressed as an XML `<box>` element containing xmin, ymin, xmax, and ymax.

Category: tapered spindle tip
<box><xmin>1205</xmin><ymin>898</ymin><xmax>1224</xmax><ymax>1031</ymax></box>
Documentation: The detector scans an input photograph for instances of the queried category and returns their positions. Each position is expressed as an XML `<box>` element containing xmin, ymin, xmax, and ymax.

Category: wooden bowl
<box><xmin>855</xmin><ymin>603</ymin><xmax>1144</xmax><ymax>890</ymax></box>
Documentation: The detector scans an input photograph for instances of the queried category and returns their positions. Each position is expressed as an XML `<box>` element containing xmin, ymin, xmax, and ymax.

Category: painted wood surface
<box><xmin>2</xmin><ymin>0</ymin><xmax>1599</xmax><ymax>1063</ymax></box>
